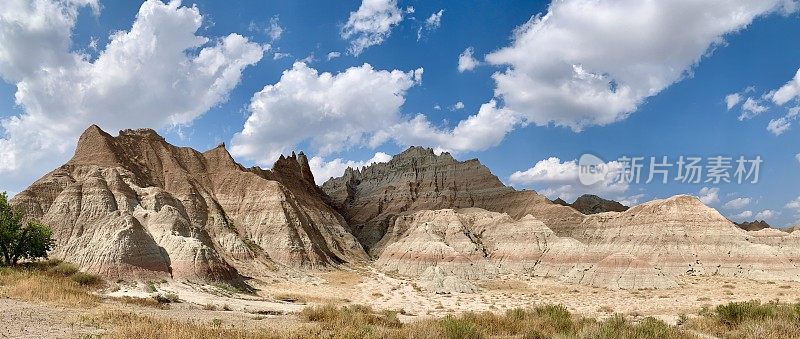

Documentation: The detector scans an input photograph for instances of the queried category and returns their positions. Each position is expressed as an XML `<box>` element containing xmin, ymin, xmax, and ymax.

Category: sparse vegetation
<box><xmin>0</xmin><ymin>260</ymin><xmax>101</xmax><ymax>307</ymax></box>
<box><xmin>54</xmin><ymin>299</ymin><xmax>800</xmax><ymax>339</ymax></box>
<box><xmin>146</xmin><ymin>281</ymin><xmax>158</xmax><ymax>293</ymax></box>
<box><xmin>81</xmin><ymin>310</ymin><xmax>287</xmax><ymax>339</ymax></box>
<box><xmin>113</xmin><ymin>295</ymin><xmax>168</xmax><ymax>309</ymax></box>
<box><xmin>296</xmin><ymin>304</ymin><xmax>690</xmax><ymax>339</ymax></box>
<box><xmin>71</xmin><ymin>271</ymin><xmax>103</xmax><ymax>286</ymax></box>
<box><xmin>153</xmin><ymin>292</ymin><xmax>180</xmax><ymax>304</ymax></box>
<box><xmin>48</xmin><ymin>261</ymin><xmax>79</xmax><ymax>276</ymax></box>
<box><xmin>685</xmin><ymin>300</ymin><xmax>800</xmax><ymax>338</ymax></box>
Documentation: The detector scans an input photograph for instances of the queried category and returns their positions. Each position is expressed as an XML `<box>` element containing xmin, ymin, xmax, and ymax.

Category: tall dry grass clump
<box><xmin>296</xmin><ymin>304</ymin><xmax>692</xmax><ymax>339</ymax></box>
<box><xmin>0</xmin><ymin>260</ymin><xmax>102</xmax><ymax>307</ymax></box>
<box><xmin>85</xmin><ymin>310</ymin><xmax>288</xmax><ymax>339</ymax></box>
<box><xmin>686</xmin><ymin>300</ymin><xmax>800</xmax><ymax>339</ymax></box>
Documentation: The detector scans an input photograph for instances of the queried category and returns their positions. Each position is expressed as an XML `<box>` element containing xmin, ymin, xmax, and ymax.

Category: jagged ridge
<box><xmin>11</xmin><ymin>125</ymin><xmax>367</xmax><ymax>281</ymax></box>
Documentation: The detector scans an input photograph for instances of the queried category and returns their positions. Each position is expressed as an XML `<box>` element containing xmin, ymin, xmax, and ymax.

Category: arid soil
<box><xmin>3</xmin><ymin>269</ymin><xmax>799</xmax><ymax>338</ymax></box>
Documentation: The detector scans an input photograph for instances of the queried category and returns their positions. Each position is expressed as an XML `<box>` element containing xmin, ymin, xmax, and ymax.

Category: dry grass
<box><xmin>296</xmin><ymin>304</ymin><xmax>691</xmax><ymax>339</ymax></box>
<box><xmin>111</xmin><ymin>295</ymin><xmax>169</xmax><ymax>309</ymax></box>
<box><xmin>477</xmin><ymin>279</ymin><xmax>533</xmax><ymax>292</ymax></box>
<box><xmin>0</xmin><ymin>261</ymin><xmax>102</xmax><ymax>307</ymax></box>
<box><xmin>686</xmin><ymin>300</ymin><xmax>800</xmax><ymax>339</ymax></box>
<box><xmin>82</xmin><ymin>310</ymin><xmax>296</xmax><ymax>339</ymax></box>
<box><xmin>70</xmin><ymin>299</ymin><xmax>800</xmax><ymax>339</ymax></box>
<box><xmin>299</xmin><ymin>304</ymin><xmax>402</xmax><ymax>328</ymax></box>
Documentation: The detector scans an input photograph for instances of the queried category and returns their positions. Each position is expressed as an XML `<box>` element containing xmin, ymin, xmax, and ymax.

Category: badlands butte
<box><xmin>7</xmin><ymin>125</ymin><xmax>800</xmax><ymax>322</ymax></box>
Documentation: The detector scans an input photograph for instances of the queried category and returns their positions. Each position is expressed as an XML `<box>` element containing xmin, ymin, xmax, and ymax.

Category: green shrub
<box><xmin>535</xmin><ymin>304</ymin><xmax>573</xmax><ymax>333</ymax></box>
<box><xmin>715</xmin><ymin>300</ymin><xmax>775</xmax><ymax>326</ymax></box>
<box><xmin>634</xmin><ymin>317</ymin><xmax>676</xmax><ymax>338</ymax></box>
<box><xmin>440</xmin><ymin>316</ymin><xmax>483</xmax><ymax>339</ymax></box>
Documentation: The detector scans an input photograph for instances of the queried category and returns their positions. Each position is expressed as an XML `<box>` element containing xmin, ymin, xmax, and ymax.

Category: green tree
<box><xmin>0</xmin><ymin>192</ymin><xmax>54</xmax><ymax>266</ymax></box>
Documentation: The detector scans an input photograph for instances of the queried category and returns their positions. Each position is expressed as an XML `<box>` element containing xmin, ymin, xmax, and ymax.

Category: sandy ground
<box><xmin>251</xmin><ymin>268</ymin><xmax>800</xmax><ymax>323</ymax></box>
<box><xmin>2</xmin><ymin>268</ymin><xmax>800</xmax><ymax>338</ymax></box>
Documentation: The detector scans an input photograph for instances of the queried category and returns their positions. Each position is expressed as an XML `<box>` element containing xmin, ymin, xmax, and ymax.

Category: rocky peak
<box><xmin>552</xmin><ymin>198</ymin><xmax>570</xmax><ymax>206</ymax></box>
<box><xmin>118</xmin><ymin>128</ymin><xmax>165</xmax><ymax>141</ymax></box>
<box><xmin>570</xmin><ymin>194</ymin><xmax>628</xmax><ymax>215</ymax></box>
<box><xmin>321</xmin><ymin>146</ymin><xmax>523</xmax><ymax>250</ymax></box>
<box><xmin>621</xmin><ymin>194</ymin><xmax>728</xmax><ymax>223</ymax></box>
<box><xmin>394</xmin><ymin>146</ymin><xmax>436</xmax><ymax>159</ymax></box>
<box><xmin>12</xmin><ymin>124</ymin><xmax>367</xmax><ymax>281</ymax></box>
<box><xmin>735</xmin><ymin>220</ymin><xmax>772</xmax><ymax>232</ymax></box>
<box><xmin>270</xmin><ymin>151</ymin><xmax>316</xmax><ymax>187</ymax></box>
<box><xmin>69</xmin><ymin>124</ymin><xmax>123</xmax><ymax>167</ymax></box>
<box><xmin>202</xmin><ymin>143</ymin><xmax>241</xmax><ymax>172</ymax></box>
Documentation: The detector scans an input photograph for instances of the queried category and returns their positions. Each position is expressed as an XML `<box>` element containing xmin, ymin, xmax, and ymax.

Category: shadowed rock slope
<box><xmin>11</xmin><ymin>126</ymin><xmax>367</xmax><ymax>281</ymax></box>
<box><xmin>735</xmin><ymin>220</ymin><xmax>772</xmax><ymax>231</ymax></box>
<box><xmin>567</xmin><ymin>194</ymin><xmax>628</xmax><ymax>214</ymax></box>
<box><xmin>321</xmin><ymin>147</ymin><xmax>583</xmax><ymax>252</ymax></box>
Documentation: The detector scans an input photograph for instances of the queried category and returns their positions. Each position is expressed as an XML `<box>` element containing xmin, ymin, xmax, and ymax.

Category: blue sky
<box><xmin>1</xmin><ymin>0</ymin><xmax>800</xmax><ymax>226</ymax></box>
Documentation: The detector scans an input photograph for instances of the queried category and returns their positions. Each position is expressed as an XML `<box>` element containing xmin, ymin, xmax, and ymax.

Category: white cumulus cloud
<box><xmin>458</xmin><ymin>47</ymin><xmax>480</xmax><ymax>72</ymax></box>
<box><xmin>508</xmin><ymin>157</ymin><xmax>629</xmax><ymax>202</ymax></box>
<box><xmin>341</xmin><ymin>0</ymin><xmax>404</xmax><ymax>56</ymax></box>
<box><xmin>726</xmin><ymin>93</ymin><xmax>742</xmax><ymax>110</ymax></box>
<box><xmin>732</xmin><ymin>210</ymin><xmax>754</xmax><ymax>219</ymax></box>
<box><xmin>786</xmin><ymin>197</ymin><xmax>800</xmax><ymax>221</ymax></box>
<box><xmin>772</xmin><ymin>68</ymin><xmax>800</xmax><ymax>105</ymax></box>
<box><xmin>755</xmin><ymin>209</ymin><xmax>779</xmax><ymax>220</ymax></box>
<box><xmin>378</xmin><ymin>100</ymin><xmax>525</xmax><ymax>153</ymax></box>
<box><xmin>698</xmin><ymin>187</ymin><xmax>720</xmax><ymax>205</ymax></box>
<box><xmin>267</xmin><ymin>15</ymin><xmax>284</xmax><ymax>41</ymax></box>
<box><xmin>0</xmin><ymin>0</ymin><xmax>266</xmax><ymax>191</ymax></box>
<box><xmin>724</xmin><ymin>197</ymin><xmax>752</xmax><ymax>210</ymax></box>
<box><xmin>484</xmin><ymin>0</ymin><xmax>796</xmax><ymax>131</ymax></box>
<box><xmin>230</xmin><ymin>62</ymin><xmax>422</xmax><ymax>165</ymax></box>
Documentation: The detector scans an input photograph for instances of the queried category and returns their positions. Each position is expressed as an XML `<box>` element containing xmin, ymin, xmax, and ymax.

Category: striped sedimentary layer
<box><xmin>11</xmin><ymin>125</ymin><xmax>367</xmax><ymax>282</ymax></box>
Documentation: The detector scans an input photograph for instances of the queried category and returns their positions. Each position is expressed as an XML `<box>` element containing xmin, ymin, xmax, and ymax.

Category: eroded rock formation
<box><xmin>374</xmin><ymin>208</ymin><xmax>584</xmax><ymax>292</ymax></box>
<box><xmin>735</xmin><ymin>220</ymin><xmax>772</xmax><ymax>232</ymax></box>
<box><xmin>11</xmin><ymin>126</ymin><xmax>367</xmax><ymax>281</ymax></box>
<box><xmin>325</xmin><ymin>148</ymin><xmax>800</xmax><ymax>289</ymax></box>
<box><xmin>569</xmin><ymin>194</ymin><xmax>628</xmax><ymax>215</ymax></box>
<box><xmin>568</xmin><ymin>196</ymin><xmax>800</xmax><ymax>283</ymax></box>
<box><xmin>321</xmin><ymin>147</ymin><xmax>583</xmax><ymax>252</ymax></box>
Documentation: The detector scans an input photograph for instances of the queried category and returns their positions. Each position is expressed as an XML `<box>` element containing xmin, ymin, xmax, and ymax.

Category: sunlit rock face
<box><xmin>11</xmin><ymin>125</ymin><xmax>367</xmax><ymax>281</ymax></box>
